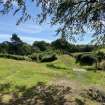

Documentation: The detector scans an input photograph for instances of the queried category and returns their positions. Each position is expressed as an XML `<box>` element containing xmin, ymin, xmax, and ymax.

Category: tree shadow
<box><xmin>0</xmin><ymin>82</ymin><xmax>72</xmax><ymax>105</ymax></box>
<box><xmin>46</xmin><ymin>64</ymin><xmax>68</xmax><ymax>70</ymax></box>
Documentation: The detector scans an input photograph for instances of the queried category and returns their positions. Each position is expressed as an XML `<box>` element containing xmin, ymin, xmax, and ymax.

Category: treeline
<box><xmin>0</xmin><ymin>33</ymin><xmax>95</xmax><ymax>56</ymax></box>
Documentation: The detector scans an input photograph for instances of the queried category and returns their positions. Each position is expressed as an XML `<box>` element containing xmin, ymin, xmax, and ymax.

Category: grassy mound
<box><xmin>0</xmin><ymin>55</ymin><xmax>105</xmax><ymax>91</ymax></box>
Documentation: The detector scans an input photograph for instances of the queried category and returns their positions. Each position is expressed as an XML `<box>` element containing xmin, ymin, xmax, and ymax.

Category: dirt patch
<box><xmin>50</xmin><ymin>78</ymin><xmax>105</xmax><ymax>105</ymax></box>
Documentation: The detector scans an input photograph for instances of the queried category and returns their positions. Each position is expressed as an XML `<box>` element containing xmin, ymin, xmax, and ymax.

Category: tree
<box><xmin>0</xmin><ymin>34</ymin><xmax>32</xmax><ymax>55</ymax></box>
<box><xmin>20</xmin><ymin>43</ymin><xmax>32</xmax><ymax>55</ymax></box>
<box><xmin>0</xmin><ymin>41</ymin><xmax>10</xmax><ymax>53</ymax></box>
<box><xmin>32</xmin><ymin>41</ymin><xmax>50</xmax><ymax>52</ymax></box>
<box><xmin>0</xmin><ymin>0</ymin><xmax>105</xmax><ymax>43</ymax></box>
<box><xmin>11</xmin><ymin>33</ymin><xmax>22</xmax><ymax>44</ymax></box>
<box><xmin>51</xmin><ymin>38</ymin><xmax>75</xmax><ymax>53</ymax></box>
<box><xmin>8</xmin><ymin>34</ymin><xmax>32</xmax><ymax>55</ymax></box>
<box><xmin>9</xmin><ymin>34</ymin><xmax>22</xmax><ymax>55</ymax></box>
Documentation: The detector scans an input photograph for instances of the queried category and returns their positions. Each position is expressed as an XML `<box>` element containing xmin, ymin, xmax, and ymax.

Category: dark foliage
<box><xmin>30</xmin><ymin>52</ymin><xmax>57</xmax><ymax>62</ymax></box>
<box><xmin>75</xmin><ymin>54</ymin><xmax>83</xmax><ymax>63</ymax></box>
<box><xmin>0</xmin><ymin>34</ymin><xmax>95</xmax><ymax>59</ymax></box>
<box><xmin>76</xmin><ymin>54</ymin><xmax>97</xmax><ymax>66</ymax></box>
<box><xmin>51</xmin><ymin>38</ymin><xmax>74</xmax><ymax>53</ymax></box>
<box><xmin>0</xmin><ymin>0</ymin><xmax>105</xmax><ymax>44</ymax></box>
<box><xmin>51</xmin><ymin>39</ymin><xmax>95</xmax><ymax>53</ymax></box>
<box><xmin>32</xmin><ymin>41</ymin><xmax>51</xmax><ymax>52</ymax></box>
<box><xmin>40</xmin><ymin>53</ymin><xmax>57</xmax><ymax>62</ymax></box>
<box><xmin>0</xmin><ymin>34</ymin><xmax>32</xmax><ymax>55</ymax></box>
<box><xmin>96</xmin><ymin>51</ymin><xmax>105</xmax><ymax>62</ymax></box>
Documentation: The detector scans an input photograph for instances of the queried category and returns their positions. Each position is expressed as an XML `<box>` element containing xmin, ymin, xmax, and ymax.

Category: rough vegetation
<box><xmin>30</xmin><ymin>52</ymin><xmax>57</xmax><ymax>62</ymax></box>
<box><xmin>86</xmin><ymin>87</ymin><xmax>105</xmax><ymax>104</ymax></box>
<box><xmin>0</xmin><ymin>34</ymin><xmax>105</xmax><ymax>104</ymax></box>
<box><xmin>0</xmin><ymin>82</ymin><xmax>105</xmax><ymax>105</ymax></box>
<box><xmin>1</xmin><ymin>0</ymin><xmax>105</xmax><ymax>104</ymax></box>
<box><xmin>76</xmin><ymin>54</ymin><xmax>96</xmax><ymax>66</ymax></box>
<box><xmin>0</xmin><ymin>34</ymin><xmax>95</xmax><ymax>56</ymax></box>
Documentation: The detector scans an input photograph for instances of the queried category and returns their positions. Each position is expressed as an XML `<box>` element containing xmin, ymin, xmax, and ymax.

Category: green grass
<box><xmin>0</xmin><ymin>58</ymin><xmax>58</xmax><ymax>87</ymax></box>
<box><xmin>0</xmin><ymin>55</ymin><xmax>105</xmax><ymax>90</ymax></box>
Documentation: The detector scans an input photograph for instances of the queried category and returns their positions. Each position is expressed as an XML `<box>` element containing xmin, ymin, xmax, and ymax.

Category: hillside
<box><xmin>0</xmin><ymin>55</ymin><xmax>105</xmax><ymax>105</ymax></box>
<box><xmin>0</xmin><ymin>55</ymin><xmax>74</xmax><ymax>87</ymax></box>
<box><xmin>0</xmin><ymin>55</ymin><xmax>105</xmax><ymax>88</ymax></box>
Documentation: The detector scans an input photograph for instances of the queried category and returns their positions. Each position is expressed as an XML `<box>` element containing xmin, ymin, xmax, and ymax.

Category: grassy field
<box><xmin>0</xmin><ymin>55</ymin><xmax>105</xmax><ymax>90</ymax></box>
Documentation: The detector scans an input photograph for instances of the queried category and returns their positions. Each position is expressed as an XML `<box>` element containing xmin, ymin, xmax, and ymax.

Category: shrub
<box><xmin>0</xmin><ymin>52</ymin><xmax>57</xmax><ymax>63</ymax></box>
<box><xmin>0</xmin><ymin>54</ymin><xmax>30</xmax><ymax>61</ymax></box>
<box><xmin>30</xmin><ymin>51</ymin><xmax>57</xmax><ymax>62</ymax></box>
<box><xmin>29</xmin><ymin>53</ymin><xmax>39</xmax><ymax>62</ymax></box>
<box><xmin>51</xmin><ymin>38</ymin><xmax>75</xmax><ymax>53</ymax></box>
<box><xmin>39</xmin><ymin>52</ymin><xmax>57</xmax><ymax>62</ymax></box>
<box><xmin>75</xmin><ymin>54</ymin><xmax>83</xmax><ymax>63</ymax></box>
<box><xmin>100</xmin><ymin>61</ymin><xmax>105</xmax><ymax>70</ymax></box>
<box><xmin>41</xmin><ymin>54</ymin><xmax>57</xmax><ymax>62</ymax></box>
<box><xmin>76</xmin><ymin>54</ymin><xmax>96</xmax><ymax>66</ymax></box>
<box><xmin>96</xmin><ymin>51</ymin><xmax>105</xmax><ymax>62</ymax></box>
<box><xmin>32</xmin><ymin>41</ymin><xmax>51</xmax><ymax>51</ymax></box>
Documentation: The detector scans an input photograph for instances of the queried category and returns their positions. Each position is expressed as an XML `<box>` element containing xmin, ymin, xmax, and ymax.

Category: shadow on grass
<box><xmin>0</xmin><ymin>82</ymin><xmax>104</xmax><ymax>105</ymax></box>
<box><xmin>0</xmin><ymin>82</ymin><xmax>72</xmax><ymax>105</ymax></box>
<box><xmin>46</xmin><ymin>64</ymin><xmax>68</xmax><ymax>70</ymax></box>
<box><xmin>82</xmin><ymin>66</ymin><xmax>96</xmax><ymax>72</ymax></box>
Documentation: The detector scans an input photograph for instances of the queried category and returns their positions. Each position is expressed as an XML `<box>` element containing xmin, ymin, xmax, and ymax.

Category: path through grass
<box><xmin>0</xmin><ymin>55</ymin><xmax>105</xmax><ymax>90</ymax></box>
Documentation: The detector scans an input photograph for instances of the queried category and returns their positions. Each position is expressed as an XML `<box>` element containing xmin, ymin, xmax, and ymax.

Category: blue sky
<box><xmin>0</xmin><ymin>13</ymin><xmax>59</xmax><ymax>44</ymax></box>
<box><xmin>0</xmin><ymin>1</ymin><xmax>93</xmax><ymax>44</ymax></box>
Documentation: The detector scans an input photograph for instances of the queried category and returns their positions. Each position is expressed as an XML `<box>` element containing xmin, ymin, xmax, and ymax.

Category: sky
<box><xmin>0</xmin><ymin>1</ymin><xmax>93</xmax><ymax>45</ymax></box>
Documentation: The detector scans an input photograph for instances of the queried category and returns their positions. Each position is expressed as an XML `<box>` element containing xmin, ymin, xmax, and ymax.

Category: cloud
<box><xmin>0</xmin><ymin>33</ymin><xmax>10</xmax><ymax>38</ymax></box>
<box><xmin>16</xmin><ymin>23</ymin><xmax>58</xmax><ymax>34</ymax></box>
<box><xmin>21</xmin><ymin>36</ymin><xmax>52</xmax><ymax>44</ymax></box>
<box><xmin>0</xmin><ymin>33</ymin><xmax>52</xmax><ymax>44</ymax></box>
<box><xmin>17</xmin><ymin>24</ymin><xmax>45</xmax><ymax>34</ymax></box>
<box><xmin>0</xmin><ymin>21</ymin><xmax>57</xmax><ymax>43</ymax></box>
<box><xmin>0</xmin><ymin>20</ymin><xmax>57</xmax><ymax>35</ymax></box>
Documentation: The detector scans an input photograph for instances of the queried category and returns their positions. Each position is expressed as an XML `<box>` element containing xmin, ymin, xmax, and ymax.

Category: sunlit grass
<box><xmin>0</xmin><ymin>55</ymin><xmax>105</xmax><ymax>90</ymax></box>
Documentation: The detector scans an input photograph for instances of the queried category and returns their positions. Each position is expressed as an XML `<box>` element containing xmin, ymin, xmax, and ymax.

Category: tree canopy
<box><xmin>11</xmin><ymin>33</ymin><xmax>22</xmax><ymax>43</ymax></box>
<box><xmin>0</xmin><ymin>0</ymin><xmax>105</xmax><ymax>43</ymax></box>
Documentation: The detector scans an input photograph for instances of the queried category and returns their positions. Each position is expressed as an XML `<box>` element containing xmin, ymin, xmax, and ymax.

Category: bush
<box><xmin>100</xmin><ymin>61</ymin><xmax>105</xmax><ymax>70</ymax></box>
<box><xmin>51</xmin><ymin>38</ymin><xmax>75</xmax><ymax>53</ymax></box>
<box><xmin>32</xmin><ymin>41</ymin><xmax>51</xmax><ymax>51</ymax></box>
<box><xmin>96</xmin><ymin>51</ymin><xmax>105</xmax><ymax>62</ymax></box>
<box><xmin>30</xmin><ymin>52</ymin><xmax>57</xmax><ymax>62</ymax></box>
<box><xmin>39</xmin><ymin>52</ymin><xmax>57</xmax><ymax>62</ymax></box>
<box><xmin>0</xmin><ymin>54</ymin><xmax>30</xmax><ymax>61</ymax></box>
<box><xmin>29</xmin><ymin>53</ymin><xmax>39</xmax><ymax>62</ymax></box>
<box><xmin>75</xmin><ymin>54</ymin><xmax>83</xmax><ymax>63</ymax></box>
<box><xmin>40</xmin><ymin>54</ymin><xmax>57</xmax><ymax>62</ymax></box>
<box><xmin>76</xmin><ymin>54</ymin><xmax>97</xmax><ymax>66</ymax></box>
<box><xmin>0</xmin><ymin>52</ymin><xmax>57</xmax><ymax>63</ymax></box>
